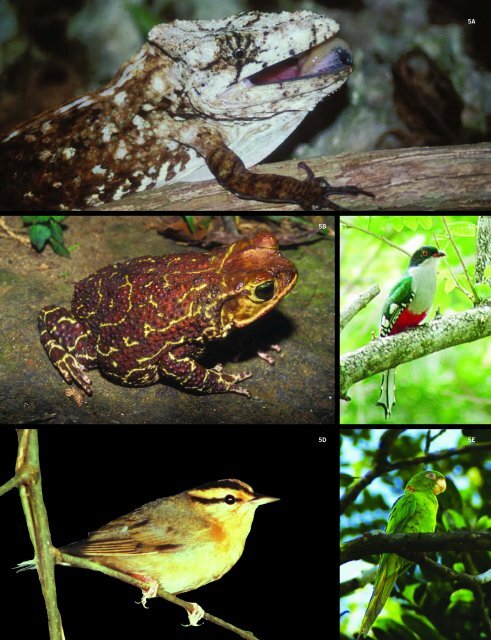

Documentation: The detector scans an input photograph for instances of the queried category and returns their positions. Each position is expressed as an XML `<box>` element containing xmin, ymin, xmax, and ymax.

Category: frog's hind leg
<box><xmin>38</xmin><ymin>305</ymin><xmax>96</xmax><ymax>395</ymax></box>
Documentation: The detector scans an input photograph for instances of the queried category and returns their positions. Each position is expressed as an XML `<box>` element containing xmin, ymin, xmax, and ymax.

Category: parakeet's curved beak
<box><xmin>433</xmin><ymin>477</ymin><xmax>446</xmax><ymax>495</ymax></box>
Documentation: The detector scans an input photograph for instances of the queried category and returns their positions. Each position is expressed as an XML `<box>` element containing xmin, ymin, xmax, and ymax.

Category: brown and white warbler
<box><xmin>57</xmin><ymin>479</ymin><xmax>279</xmax><ymax>624</ymax></box>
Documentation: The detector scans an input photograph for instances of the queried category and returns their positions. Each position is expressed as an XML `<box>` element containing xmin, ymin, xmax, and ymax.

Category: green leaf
<box><xmin>445</xmin><ymin>220</ymin><xmax>477</xmax><ymax>237</ymax></box>
<box><xmin>29</xmin><ymin>223</ymin><xmax>52</xmax><ymax>251</ymax></box>
<box><xmin>125</xmin><ymin>2</ymin><xmax>159</xmax><ymax>34</ymax></box>
<box><xmin>400</xmin><ymin>609</ymin><xmax>444</xmax><ymax>640</ymax></box>
<box><xmin>449</xmin><ymin>589</ymin><xmax>474</xmax><ymax>604</ymax></box>
<box><xmin>402</xmin><ymin>582</ymin><xmax>419</xmax><ymax>605</ymax></box>
<box><xmin>22</xmin><ymin>215</ymin><xmax>52</xmax><ymax>223</ymax></box>
<box><xmin>442</xmin><ymin>509</ymin><xmax>467</xmax><ymax>530</ymax></box>
<box><xmin>340</xmin><ymin>473</ymin><xmax>358</xmax><ymax>487</ymax></box>
<box><xmin>475</xmin><ymin>515</ymin><xmax>491</xmax><ymax>530</ymax></box>
<box><xmin>49</xmin><ymin>219</ymin><xmax>65</xmax><ymax>246</ymax></box>
<box><xmin>49</xmin><ymin>236</ymin><xmax>71</xmax><ymax>257</ymax></box>
<box><xmin>372</xmin><ymin>616</ymin><xmax>419</xmax><ymax>639</ymax></box>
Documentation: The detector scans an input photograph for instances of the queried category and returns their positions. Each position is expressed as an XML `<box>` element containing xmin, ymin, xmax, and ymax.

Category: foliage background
<box><xmin>340</xmin><ymin>215</ymin><xmax>491</xmax><ymax>425</ymax></box>
<box><xmin>340</xmin><ymin>428</ymin><xmax>491</xmax><ymax>640</ymax></box>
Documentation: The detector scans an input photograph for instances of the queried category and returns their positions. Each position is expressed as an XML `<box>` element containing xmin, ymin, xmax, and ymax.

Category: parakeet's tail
<box><xmin>358</xmin><ymin>564</ymin><xmax>398</xmax><ymax>637</ymax></box>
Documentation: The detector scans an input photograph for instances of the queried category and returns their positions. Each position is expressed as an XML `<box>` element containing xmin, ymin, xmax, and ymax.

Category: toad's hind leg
<box><xmin>38</xmin><ymin>305</ymin><xmax>96</xmax><ymax>395</ymax></box>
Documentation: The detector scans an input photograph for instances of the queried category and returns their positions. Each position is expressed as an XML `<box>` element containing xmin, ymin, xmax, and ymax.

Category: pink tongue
<box><xmin>253</xmin><ymin>40</ymin><xmax>340</xmax><ymax>83</ymax></box>
<box><xmin>252</xmin><ymin>59</ymin><xmax>300</xmax><ymax>84</ymax></box>
<box><xmin>249</xmin><ymin>37</ymin><xmax>351</xmax><ymax>85</ymax></box>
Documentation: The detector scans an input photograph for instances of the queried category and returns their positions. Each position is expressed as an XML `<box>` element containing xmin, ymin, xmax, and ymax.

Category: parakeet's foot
<box><xmin>182</xmin><ymin>602</ymin><xmax>205</xmax><ymax>627</ymax></box>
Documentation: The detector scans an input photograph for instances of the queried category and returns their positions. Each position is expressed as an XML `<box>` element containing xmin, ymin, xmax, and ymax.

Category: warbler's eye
<box><xmin>224</xmin><ymin>494</ymin><xmax>236</xmax><ymax>504</ymax></box>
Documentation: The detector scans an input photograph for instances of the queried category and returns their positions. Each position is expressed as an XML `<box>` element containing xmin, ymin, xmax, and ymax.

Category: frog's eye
<box><xmin>254</xmin><ymin>281</ymin><xmax>275</xmax><ymax>301</ymax></box>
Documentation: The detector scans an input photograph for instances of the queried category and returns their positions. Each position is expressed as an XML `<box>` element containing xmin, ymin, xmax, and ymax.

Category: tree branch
<box><xmin>384</xmin><ymin>442</ymin><xmax>491</xmax><ymax>470</ymax></box>
<box><xmin>340</xmin><ymin>285</ymin><xmax>380</xmax><ymax>331</ymax></box>
<box><xmin>341</xmin><ymin>440</ymin><xmax>491</xmax><ymax>513</ymax></box>
<box><xmin>340</xmin><ymin>305</ymin><xmax>491</xmax><ymax>396</ymax></box>
<box><xmin>341</xmin><ymin>531</ymin><xmax>491</xmax><ymax>564</ymax></box>
<box><xmin>340</xmin><ymin>429</ymin><xmax>406</xmax><ymax>513</ymax></box>
<box><xmin>14</xmin><ymin>430</ymin><xmax>64</xmax><ymax>640</ymax></box>
<box><xmin>400</xmin><ymin>552</ymin><xmax>491</xmax><ymax>586</ymax></box>
<box><xmin>56</xmin><ymin>552</ymin><xmax>260</xmax><ymax>640</ymax></box>
<box><xmin>400</xmin><ymin>552</ymin><xmax>491</xmax><ymax>633</ymax></box>
<box><xmin>90</xmin><ymin>142</ymin><xmax>491</xmax><ymax>211</ymax></box>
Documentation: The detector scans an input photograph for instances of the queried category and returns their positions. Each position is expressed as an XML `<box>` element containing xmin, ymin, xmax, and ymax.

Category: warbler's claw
<box><xmin>182</xmin><ymin>602</ymin><xmax>205</xmax><ymax>627</ymax></box>
<box><xmin>137</xmin><ymin>580</ymin><xmax>159</xmax><ymax>608</ymax></box>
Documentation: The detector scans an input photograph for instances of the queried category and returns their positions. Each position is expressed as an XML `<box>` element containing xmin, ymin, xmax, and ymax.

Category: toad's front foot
<box><xmin>38</xmin><ymin>306</ymin><xmax>94</xmax><ymax>395</ymax></box>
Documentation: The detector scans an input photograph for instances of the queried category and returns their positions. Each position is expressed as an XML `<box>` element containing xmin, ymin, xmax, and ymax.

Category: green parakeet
<box><xmin>358</xmin><ymin>469</ymin><xmax>446</xmax><ymax>638</ymax></box>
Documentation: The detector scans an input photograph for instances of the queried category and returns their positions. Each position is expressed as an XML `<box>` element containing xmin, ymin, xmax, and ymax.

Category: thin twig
<box><xmin>15</xmin><ymin>429</ymin><xmax>64</xmax><ymax>640</ymax></box>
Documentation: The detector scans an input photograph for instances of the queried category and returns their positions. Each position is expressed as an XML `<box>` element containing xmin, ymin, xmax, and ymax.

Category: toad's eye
<box><xmin>254</xmin><ymin>281</ymin><xmax>275</xmax><ymax>301</ymax></box>
<box><xmin>224</xmin><ymin>494</ymin><xmax>236</xmax><ymax>505</ymax></box>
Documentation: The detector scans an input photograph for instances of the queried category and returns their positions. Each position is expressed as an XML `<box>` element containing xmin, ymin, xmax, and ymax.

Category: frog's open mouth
<box><xmin>244</xmin><ymin>37</ymin><xmax>353</xmax><ymax>87</ymax></box>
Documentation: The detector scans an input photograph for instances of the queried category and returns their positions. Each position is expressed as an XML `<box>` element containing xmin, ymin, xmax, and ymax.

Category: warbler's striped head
<box><xmin>185</xmin><ymin>479</ymin><xmax>279</xmax><ymax>524</ymax></box>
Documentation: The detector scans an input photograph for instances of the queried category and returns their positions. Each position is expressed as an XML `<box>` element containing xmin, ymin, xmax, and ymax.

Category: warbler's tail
<box><xmin>376</xmin><ymin>368</ymin><xmax>396</xmax><ymax>419</ymax></box>
<box><xmin>358</xmin><ymin>564</ymin><xmax>397</xmax><ymax>637</ymax></box>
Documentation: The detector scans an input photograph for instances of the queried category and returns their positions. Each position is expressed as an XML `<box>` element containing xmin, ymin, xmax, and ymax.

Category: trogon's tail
<box><xmin>377</xmin><ymin>368</ymin><xmax>396</xmax><ymax>418</ymax></box>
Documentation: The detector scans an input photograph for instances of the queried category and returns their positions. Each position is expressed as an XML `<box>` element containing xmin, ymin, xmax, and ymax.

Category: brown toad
<box><xmin>38</xmin><ymin>232</ymin><xmax>298</xmax><ymax>397</ymax></box>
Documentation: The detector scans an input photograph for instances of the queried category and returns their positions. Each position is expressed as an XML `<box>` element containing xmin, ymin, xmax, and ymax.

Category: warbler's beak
<box><xmin>433</xmin><ymin>477</ymin><xmax>447</xmax><ymax>495</ymax></box>
<box><xmin>434</xmin><ymin>250</ymin><xmax>445</xmax><ymax>258</ymax></box>
<box><xmin>252</xmin><ymin>493</ymin><xmax>280</xmax><ymax>506</ymax></box>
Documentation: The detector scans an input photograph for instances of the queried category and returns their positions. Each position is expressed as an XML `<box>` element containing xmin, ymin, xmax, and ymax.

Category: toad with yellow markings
<box><xmin>38</xmin><ymin>232</ymin><xmax>298</xmax><ymax>397</ymax></box>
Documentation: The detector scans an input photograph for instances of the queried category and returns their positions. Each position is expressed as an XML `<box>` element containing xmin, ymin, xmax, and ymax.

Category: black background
<box><xmin>0</xmin><ymin>426</ymin><xmax>332</xmax><ymax>639</ymax></box>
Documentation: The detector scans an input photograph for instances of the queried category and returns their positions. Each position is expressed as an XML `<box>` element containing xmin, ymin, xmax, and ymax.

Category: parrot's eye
<box><xmin>427</xmin><ymin>472</ymin><xmax>436</xmax><ymax>479</ymax></box>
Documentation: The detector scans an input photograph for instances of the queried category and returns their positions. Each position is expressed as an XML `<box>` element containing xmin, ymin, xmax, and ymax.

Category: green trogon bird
<box><xmin>358</xmin><ymin>469</ymin><xmax>446</xmax><ymax>638</ymax></box>
<box><xmin>377</xmin><ymin>246</ymin><xmax>445</xmax><ymax>419</ymax></box>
